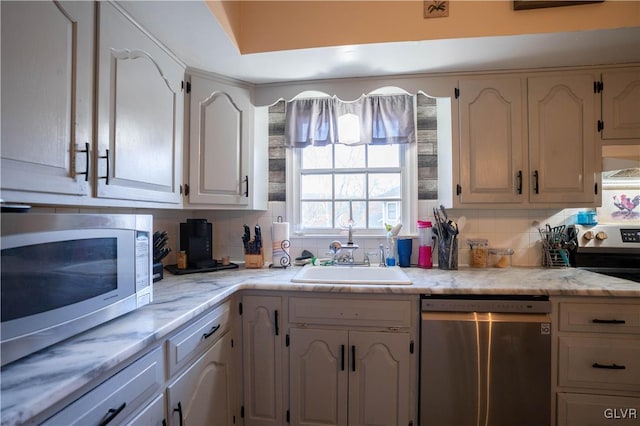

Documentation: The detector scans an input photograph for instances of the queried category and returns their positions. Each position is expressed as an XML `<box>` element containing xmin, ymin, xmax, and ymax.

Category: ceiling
<box><xmin>117</xmin><ymin>1</ymin><xmax>640</xmax><ymax>85</ymax></box>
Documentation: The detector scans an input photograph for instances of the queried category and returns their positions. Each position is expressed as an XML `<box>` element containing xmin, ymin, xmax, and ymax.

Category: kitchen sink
<box><xmin>291</xmin><ymin>266</ymin><xmax>412</xmax><ymax>285</ymax></box>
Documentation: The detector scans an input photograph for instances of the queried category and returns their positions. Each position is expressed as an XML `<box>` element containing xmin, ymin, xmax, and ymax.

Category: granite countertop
<box><xmin>2</xmin><ymin>266</ymin><xmax>639</xmax><ymax>425</ymax></box>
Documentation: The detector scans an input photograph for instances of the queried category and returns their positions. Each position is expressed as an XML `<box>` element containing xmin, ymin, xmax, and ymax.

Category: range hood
<box><xmin>602</xmin><ymin>145</ymin><xmax>640</xmax><ymax>171</ymax></box>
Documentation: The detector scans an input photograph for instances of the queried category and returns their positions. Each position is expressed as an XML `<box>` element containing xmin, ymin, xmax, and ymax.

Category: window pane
<box><xmin>301</xmin><ymin>145</ymin><xmax>332</xmax><ymax>169</ymax></box>
<box><xmin>369</xmin><ymin>173</ymin><xmax>401</xmax><ymax>198</ymax></box>
<box><xmin>335</xmin><ymin>144</ymin><xmax>365</xmax><ymax>169</ymax></box>
<box><xmin>335</xmin><ymin>174</ymin><xmax>365</xmax><ymax>199</ymax></box>
<box><xmin>369</xmin><ymin>201</ymin><xmax>401</xmax><ymax>228</ymax></box>
<box><xmin>368</xmin><ymin>144</ymin><xmax>400</xmax><ymax>168</ymax></box>
<box><xmin>301</xmin><ymin>174</ymin><xmax>332</xmax><ymax>199</ymax></box>
<box><xmin>301</xmin><ymin>201</ymin><xmax>332</xmax><ymax>228</ymax></box>
<box><xmin>367</xmin><ymin>202</ymin><xmax>386</xmax><ymax>229</ymax></box>
<box><xmin>335</xmin><ymin>200</ymin><xmax>366</xmax><ymax>228</ymax></box>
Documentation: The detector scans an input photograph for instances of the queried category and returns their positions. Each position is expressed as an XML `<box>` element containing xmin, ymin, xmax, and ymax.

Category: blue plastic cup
<box><xmin>397</xmin><ymin>238</ymin><xmax>413</xmax><ymax>267</ymax></box>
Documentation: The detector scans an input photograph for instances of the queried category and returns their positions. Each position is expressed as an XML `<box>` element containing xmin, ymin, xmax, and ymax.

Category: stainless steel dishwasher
<box><xmin>420</xmin><ymin>295</ymin><xmax>551</xmax><ymax>426</ymax></box>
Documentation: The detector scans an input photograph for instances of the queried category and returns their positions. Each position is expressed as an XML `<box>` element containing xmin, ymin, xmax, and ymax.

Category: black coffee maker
<box><xmin>180</xmin><ymin>219</ymin><xmax>216</xmax><ymax>269</ymax></box>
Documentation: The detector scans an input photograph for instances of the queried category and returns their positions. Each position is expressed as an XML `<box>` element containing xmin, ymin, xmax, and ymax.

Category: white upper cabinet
<box><xmin>1</xmin><ymin>1</ymin><xmax>93</xmax><ymax>201</ymax></box>
<box><xmin>450</xmin><ymin>70</ymin><xmax>602</xmax><ymax>208</ymax></box>
<box><xmin>186</xmin><ymin>71</ymin><xmax>267</xmax><ymax>209</ymax></box>
<box><xmin>95</xmin><ymin>2</ymin><xmax>184</xmax><ymax>204</ymax></box>
<box><xmin>599</xmin><ymin>68</ymin><xmax>640</xmax><ymax>143</ymax></box>
<box><xmin>458</xmin><ymin>77</ymin><xmax>527</xmax><ymax>204</ymax></box>
<box><xmin>528</xmin><ymin>72</ymin><xmax>599</xmax><ymax>205</ymax></box>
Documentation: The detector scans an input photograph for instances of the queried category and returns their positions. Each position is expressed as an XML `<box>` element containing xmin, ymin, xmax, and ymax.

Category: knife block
<box><xmin>245</xmin><ymin>249</ymin><xmax>264</xmax><ymax>269</ymax></box>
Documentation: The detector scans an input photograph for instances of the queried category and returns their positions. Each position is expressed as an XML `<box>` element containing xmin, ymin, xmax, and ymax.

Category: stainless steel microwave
<box><xmin>1</xmin><ymin>213</ymin><xmax>153</xmax><ymax>366</ymax></box>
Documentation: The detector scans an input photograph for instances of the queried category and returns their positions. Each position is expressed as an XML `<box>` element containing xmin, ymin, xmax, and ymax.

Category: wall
<box><xmin>208</xmin><ymin>1</ymin><xmax>640</xmax><ymax>54</ymax></box>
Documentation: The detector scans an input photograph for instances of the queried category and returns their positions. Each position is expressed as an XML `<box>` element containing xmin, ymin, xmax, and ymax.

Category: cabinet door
<box><xmin>528</xmin><ymin>73</ymin><xmax>598</xmax><ymax>204</ymax></box>
<box><xmin>187</xmin><ymin>73</ymin><xmax>253</xmax><ymax>206</ymax></box>
<box><xmin>95</xmin><ymin>2</ymin><xmax>183</xmax><ymax>204</ymax></box>
<box><xmin>242</xmin><ymin>295</ymin><xmax>284</xmax><ymax>426</ymax></box>
<box><xmin>458</xmin><ymin>78</ymin><xmax>526</xmax><ymax>203</ymax></box>
<box><xmin>348</xmin><ymin>331</ymin><xmax>411</xmax><ymax>426</ymax></box>
<box><xmin>1</xmin><ymin>1</ymin><xmax>93</xmax><ymax>199</ymax></box>
<box><xmin>601</xmin><ymin>68</ymin><xmax>640</xmax><ymax>141</ymax></box>
<box><xmin>289</xmin><ymin>328</ymin><xmax>349</xmax><ymax>426</ymax></box>
<box><xmin>167</xmin><ymin>331</ymin><xmax>239</xmax><ymax>426</ymax></box>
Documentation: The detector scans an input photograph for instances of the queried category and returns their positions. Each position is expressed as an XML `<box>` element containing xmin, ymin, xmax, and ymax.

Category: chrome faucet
<box><xmin>378</xmin><ymin>244</ymin><xmax>386</xmax><ymax>267</ymax></box>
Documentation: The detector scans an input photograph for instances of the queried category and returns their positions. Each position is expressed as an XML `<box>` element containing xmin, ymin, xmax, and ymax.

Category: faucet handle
<box><xmin>329</xmin><ymin>241</ymin><xmax>342</xmax><ymax>254</ymax></box>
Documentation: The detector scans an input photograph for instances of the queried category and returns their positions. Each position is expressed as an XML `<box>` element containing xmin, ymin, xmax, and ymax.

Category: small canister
<box><xmin>177</xmin><ymin>251</ymin><xmax>188</xmax><ymax>269</ymax></box>
<box><xmin>489</xmin><ymin>248</ymin><xmax>514</xmax><ymax>268</ymax></box>
<box><xmin>468</xmin><ymin>239</ymin><xmax>489</xmax><ymax>268</ymax></box>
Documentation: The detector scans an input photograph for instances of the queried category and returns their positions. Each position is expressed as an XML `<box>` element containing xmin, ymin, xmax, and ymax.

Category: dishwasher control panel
<box><xmin>421</xmin><ymin>296</ymin><xmax>551</xmax><ymax>313</ymax></box>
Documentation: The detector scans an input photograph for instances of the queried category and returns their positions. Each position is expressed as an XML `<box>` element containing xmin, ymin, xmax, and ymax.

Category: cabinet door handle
<box><xmin>173</xmin><ymin>401</ymin><xmax>184</xmax><ymax>426</ymax></box>
<box><xmin>98</xmin><ymin>402</ymin><xmax>126</xmax><ymax>426</ymax></box>
<box><xmin>592</xmin><ymin>362</ymin><xmax>626</xmax><ymax>370</ymax></box>
<box><xmin>533</xmin><ymin>170</ymin><xmax>539</xmax><ymax>194</ymax></box>
<box><xmin>516</xmin><ymin>170</ymin><xmax>523</xmax><ymax>194</ymax></box>
<box><xmin>592</xmin><ymin>319</ymin><xmax>626</xmax><ymax>324</ymax></box>
<box><xmin>351</xmin><ymin>345</ymin><xmax>356</xmax><ymax>372</ymax></box>
<box><xmin>341</xmin><ymin>345</ymin><xmax>345</xmax><ymax>371</ymax></box>
<box><xmin>76</xmin><ymin>142</ymin><xmax>90</xmax><ymax>182</ymax></box>
<box><xmin>274</xmin><ymin>310</ymin><xmax>279</xmax><ymax>336</ymax></box>
<box><xmin>99</xmin><ymin>149</ymin><xmax>110</xmax><ymax>185</ymax></box>
<box><xmin>202</xmin><ymin>324</ymin><xmax>221</xmax><ymax>340</ymax></box>
<box><xmin>243</xmin><ymin>175</ymin><xmax>249</xmax><ymax>198</ymax></box>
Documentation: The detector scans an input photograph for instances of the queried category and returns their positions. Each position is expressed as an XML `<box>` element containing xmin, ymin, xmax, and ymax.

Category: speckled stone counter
<box><xmin>2</xmin><ymin>266</ymin><xmax>638</xmax><ymax>425</ymax></box>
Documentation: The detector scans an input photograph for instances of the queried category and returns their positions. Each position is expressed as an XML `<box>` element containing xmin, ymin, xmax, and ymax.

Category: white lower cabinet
<box><xmin>167</xmin><ymin>330</ymin><xmax>240</xmax><ymax>426</ymax></box>
<box><xmin>557</xmin><ymin>393</ymin><xmax>640</xmax><ymax>426</ymax></box>
<box><xmin>289</xmin><ymin>327</ymin><xmax>411</xmax><ymax>426</ymax></box>
<box><xmin>41</xmin><ymin>348</ymin><xmax>164</xmax><ymax>426</ymax></box>
<box><xmin>287</xmin><ymin>295</ymin><xmax>418</xmax><ymax>426</ymax></box>
<box><xmin>553</xmin><ymin>297</ymin><xmax>640</xmax><ymax>426</ymax></box>
<box><xmin>241</xmin><ymin>295</ymin><xmax>284</xmax><ymax>426</ymax></box>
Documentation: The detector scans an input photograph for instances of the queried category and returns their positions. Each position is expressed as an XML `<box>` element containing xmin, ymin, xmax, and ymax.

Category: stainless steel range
<box><xmin>573</xmin><ymin>224</ymin><xmax>640</xmax><ymax>283</ymax></box>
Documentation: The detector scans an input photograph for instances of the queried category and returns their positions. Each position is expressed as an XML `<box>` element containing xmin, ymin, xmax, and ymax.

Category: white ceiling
<box><xmin>118</xmin><ymin>1</ymin><xmax>640</xmax><ymax>85</ymax></box>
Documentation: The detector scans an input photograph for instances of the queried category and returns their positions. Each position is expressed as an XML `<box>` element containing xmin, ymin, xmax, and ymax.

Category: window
<box><xmin>287</xmin><ymin>91</ymin><xmax>417</xmax><ymax>236</ymax></box>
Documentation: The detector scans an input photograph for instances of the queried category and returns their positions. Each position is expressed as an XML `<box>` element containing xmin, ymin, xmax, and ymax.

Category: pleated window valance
<box><xmin>284</xmin><ymin>94</ymin><xmax>415</xmax><ymax>147</ymax></box>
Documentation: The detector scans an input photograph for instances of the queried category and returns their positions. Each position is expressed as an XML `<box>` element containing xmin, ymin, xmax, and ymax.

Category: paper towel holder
<box><xmin>271</xmin><ymin>216</ymin><xmax>291</xmax><ymax>269</ymax></box>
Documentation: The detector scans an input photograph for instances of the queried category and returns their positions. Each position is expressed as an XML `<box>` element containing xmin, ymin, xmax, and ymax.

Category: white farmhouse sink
<box><xmin>291</xmin><ymin>266</ymin><xmax>412</xmax><ymax>285</ymax></box>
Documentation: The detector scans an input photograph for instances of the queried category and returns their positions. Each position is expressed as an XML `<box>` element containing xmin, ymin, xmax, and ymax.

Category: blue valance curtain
<box><xmin>284</xmin><ymin>94</ymin><xmax>415</xmax><ymax>147</ymax></box>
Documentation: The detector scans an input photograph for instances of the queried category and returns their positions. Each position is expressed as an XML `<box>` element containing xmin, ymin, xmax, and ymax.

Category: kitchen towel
<box><xmin>271</xmin><ymin>220</ymin><xmax>290</xmax><ymax>268</ymax></box>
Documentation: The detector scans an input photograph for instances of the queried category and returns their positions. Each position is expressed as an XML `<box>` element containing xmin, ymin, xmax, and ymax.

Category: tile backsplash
<box><xmin>32</xmin><ymin>189</ymin><xmax>637</xmax><ymax>268</ymax></box>
<box><xmin>207</xmin><ymin>201</ymin><xmax>596</xmax><ymax>267</ymax></box>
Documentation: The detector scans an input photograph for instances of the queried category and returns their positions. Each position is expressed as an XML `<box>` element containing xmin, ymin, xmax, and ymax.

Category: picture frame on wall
<box><xmin>513</xmin><ymin>1</ymin><xmax>603</xmax><ymax>10</ymax></box>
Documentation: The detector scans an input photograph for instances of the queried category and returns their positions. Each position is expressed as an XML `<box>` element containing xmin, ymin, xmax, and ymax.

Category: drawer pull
<box><xmin>202</xmin><ymin>324</ymin><xmax>221</xmax><ymax>340</ymax></box>
<box><xmin>341</xmin><ymin>345</ymin><xmax>345</xmax><ymax>371</ymax></box>
<box><xmin>98</xmin><ymin>402</ymin><xmax>126</xmax><ymax>426</ymax></box>
<box><xmin>592</xmin><ymin>362</ymin><xmax>626</xmax><ymax>370</ymax></box>
<box><xmin>592</xmin><ymin>319</ymin><xmax>626</xmax><ymax>324</ymax></box>
<box><xmin>275</xmin><ymin>310</ymin><xmax>280</xmax><ymax>336</ymax></box>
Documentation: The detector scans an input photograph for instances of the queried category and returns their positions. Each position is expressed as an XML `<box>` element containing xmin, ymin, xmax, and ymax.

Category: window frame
<box><xmin>287</xmin><ymin>138</ymin><xmax>417</xmax><ymax>237</ymax></box>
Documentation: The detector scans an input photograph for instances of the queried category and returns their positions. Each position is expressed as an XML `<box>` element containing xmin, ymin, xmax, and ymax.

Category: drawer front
<box><xmin>558</xmin><ymin>336</ymin><xmax>640</xmax><ymax>392</ymax></box>
<box><xmin>289</xmin><ymin>297</ymin><xmax>412</xmax><ymax>327</ymax></box>
<box><xmin>42</xmin><ymin>347</ymin><xmax>164</xmax><ymax>426</ymax></box>
<box><xmin>557</xmin><ymin>393</ymin><xmax>640</xmax><ymax>426</ymax></box>
<box><xmin>167</xmin><ymin>300</ymin><xmax>231</xmax><ymax>376</ymax></box>
<box><xmin>125</xmin><ymin>393</ymin><xmax>165</xmax><ymax>426</ymax></box>
<box><xmin>559</xmin><ymin>303</ymin><xmax>640</xmax><ymax>334</ymax></box>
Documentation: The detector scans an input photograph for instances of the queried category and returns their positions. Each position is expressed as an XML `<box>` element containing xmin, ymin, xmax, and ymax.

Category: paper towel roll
<box><xmin>271</xmin><ymin>221</ymin><xmax>290</xmax><ymax>267</ymax></box>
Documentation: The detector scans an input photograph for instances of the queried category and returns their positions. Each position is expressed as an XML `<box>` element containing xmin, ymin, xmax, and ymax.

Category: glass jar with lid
<box><xmin>467</xmin><ymin>239</ymin><xmax>489</xmax><ymax>268</ymax></box>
